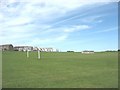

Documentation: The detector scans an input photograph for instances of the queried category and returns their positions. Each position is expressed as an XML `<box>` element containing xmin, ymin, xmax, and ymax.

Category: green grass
<box><xmin>2</xmin><ymin>51</ymin><xmax>118</xmax><ymax>88</ymax></box>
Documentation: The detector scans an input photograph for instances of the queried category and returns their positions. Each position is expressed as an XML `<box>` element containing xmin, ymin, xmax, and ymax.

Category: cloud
<box><xmin>0</xmin><ymin>0</ymin><xmax>117</xmax><ymax>47</ymax></box>
<box><xmin>5</xmin><ymin>17</ymin><xmax>32</xmax><ymax>27</ymax></box>
<box><xmin>81</xmin><ymin>15</ymin><xmax>104</xmax><ymax>23</ymax></box>
<box><xmin>0</xmin><ymin>0</ymin><xmax>94</xmax><ymax>44</ymax></box>
<box><xmin>25</xmin><ymin>34</ymin><xmax>68</xmax><ymax>47</ymax></box>
<box><xmin>63</xmin><ymin>25</ymin><xmax>91</xmax><ymax>33</ymax></box>
<box><xmin>55</xmin><ymin>35</ymin><xmax>68</xmax><ymax>41</ymax></box>
<box><xmin>91</xmin><ymin>27</ymin><xmax>117</xmax><ymax>34</ymax></box>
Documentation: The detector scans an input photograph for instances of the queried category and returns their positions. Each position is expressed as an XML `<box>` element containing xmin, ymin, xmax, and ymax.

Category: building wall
<box><xmin>0</xmin><ymin>44</ymin><xmax>57</xmax><ymax>52</ymax></box>
<box><xmin>14</xmin><ymin>46</ymin><xmax>33</xmax><ymax>51</ymax></box>
<box><xmin>0</xmin><ymin>44</ymin><xmax>13</xmax><ymax>51</ymax></box>
<box><xmin>33</xmin><ymin>47</ymin><xmax>54</xmax><ymax>52</ymax></box>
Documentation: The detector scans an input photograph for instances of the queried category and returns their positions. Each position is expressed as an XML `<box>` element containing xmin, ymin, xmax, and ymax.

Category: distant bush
<box><xmin>105</xmin><ymin>50</ymin><xmax>117</xmax><ymax>52</ymax></box>
<box><xmin>67</xmin><ymin>51</ymin><xmax>74</xmax><ymax>52</ymax></box>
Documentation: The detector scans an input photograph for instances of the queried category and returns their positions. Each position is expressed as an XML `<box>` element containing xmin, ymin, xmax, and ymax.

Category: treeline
<box><xmin>105</xmin><ymin>50</ymin><xmax>118</xmax><ymax>52</ymax></box>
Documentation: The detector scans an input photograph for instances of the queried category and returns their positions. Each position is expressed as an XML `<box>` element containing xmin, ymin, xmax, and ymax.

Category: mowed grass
<box><xmin>2</xmin><ymin>51</ymin><xmax>118</xmax><ymax>88</ymax></box>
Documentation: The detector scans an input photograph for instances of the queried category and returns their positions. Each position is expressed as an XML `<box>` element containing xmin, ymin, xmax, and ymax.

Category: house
<box><xmin>33</xmin><ymin>47</ymin><xmax>38</xmax><ymax>51</ymax></box>
<box><xmin>14</xmin><ymin>46</ymin><xmax>33</xmax><ymax>51</ymax></box>
<box><xmin>0</xmin><ymin>44</ymin><xmax>13</xmax><ymax>51</ymax></box>
<box><xmin>38</xmin><ymin>48</ymin><xmax>53</xmax><ymax>52</ymax></box>
<box><xmin>33</xmin><ymin>47</ymin><xmax>54</xmax><ymax>52</ymax></box>
<box><xmin>81</xmin><ymin>50</ymin><xmax>94</xmax><ymax>54</ymax></box>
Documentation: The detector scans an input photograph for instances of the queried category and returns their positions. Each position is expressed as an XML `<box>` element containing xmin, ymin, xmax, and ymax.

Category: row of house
<box><xmin>0</xmin><ymin>44</ymin><xmax>58</xmax><ymax>52</ymax></box>
<box><xmin>0</xmin><ymin>44</ymin><xmax>95</xmax><ymax>53</ymax></box>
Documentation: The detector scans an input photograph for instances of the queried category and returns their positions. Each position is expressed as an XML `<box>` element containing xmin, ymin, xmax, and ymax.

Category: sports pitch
<box><xmin>2</xmin><ymin>51</ymin><xmax>118</xmax><ymax>88</ymax></box>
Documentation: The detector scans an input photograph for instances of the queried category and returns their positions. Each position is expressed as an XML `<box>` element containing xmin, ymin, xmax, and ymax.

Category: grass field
<box><xmin>2</xmin><ymin>51</ymin><xmax>118</xmax><ymax>88</ymax></box>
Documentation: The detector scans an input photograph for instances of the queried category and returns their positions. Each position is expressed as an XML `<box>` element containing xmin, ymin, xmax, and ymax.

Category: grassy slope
<box><xmin>2</xmin><ymin>51</ymin><xmax>118</xmax><ymax>88</ymax></box>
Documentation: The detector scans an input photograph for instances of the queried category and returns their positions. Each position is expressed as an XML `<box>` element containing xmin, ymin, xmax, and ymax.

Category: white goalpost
<box><xmin>38</xmin><ymin>50</ymin><xmax>40</xmax><ymax>59</ymax></box>
<box><xmin>27</xmin><ymin>50</ymin><xmax>29</xmax><ymax>58</ymax></box>
<box><xmin>26</xmin><ymin>49</ymin><xmax>41</xmax><ymax>60</ymax></box>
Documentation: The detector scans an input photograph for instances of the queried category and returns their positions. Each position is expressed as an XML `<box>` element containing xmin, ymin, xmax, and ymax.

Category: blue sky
<box><xmin>0</xmin><ymin>0</ymin><xmax>118</xmax><ymax>51</ymax></box>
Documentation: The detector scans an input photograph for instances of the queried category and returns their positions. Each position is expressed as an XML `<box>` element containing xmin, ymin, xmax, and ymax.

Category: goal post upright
<box><xmin>38</xmin><ymin>48</ymin><xmax>40</xmax><ymax>59</ymax></box>
<box><xmin>27</xmin><ymin>50</ymin><xmax>29</xmax><ymax>58</ymax></box>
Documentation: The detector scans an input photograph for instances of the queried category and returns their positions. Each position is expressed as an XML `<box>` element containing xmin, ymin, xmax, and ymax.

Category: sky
<box><xmin>0</xmin><ymin>0</ymin><xmax>118</xmax><ymax>52</ymax></box>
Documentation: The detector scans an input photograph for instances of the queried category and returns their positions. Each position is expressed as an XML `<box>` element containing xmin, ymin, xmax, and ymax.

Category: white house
<box><xmin>14</xmin><ymin>46</ymin><xmax>33</xmax><ymax>51</ymax></box>
<box><xmin>81</xmin><ymin>50</ymin><xmax>94</xmax><ymax>54</ymax></box>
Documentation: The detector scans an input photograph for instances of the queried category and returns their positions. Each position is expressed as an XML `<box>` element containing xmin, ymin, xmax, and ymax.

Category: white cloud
<box><xmin>55</xmin><ymin>35</ymin><xmax>68</xmax><ymax>41</ymax></box>
<box><xmin>0</xmin><ymin>0</ymin><xmax>117</xmax><ymax>46</ymax></box>
<box><xmin>0</xmin><ymin>13</ymin><xmax>4</xmax><ymax>21</ymax></box>
<box><xmin>91</xmin><ymin>27</ymin><xmax>117</xmax><ymax>34</ymax></box>
<box><xmin>5</xmin><ymin>17</ymin><xmax>31</xmax><ymax>27</ymax></box>
<box><xmin>97</xmin><ymin>20</ymin><xmax>103</xmax><ymax>23</ymax></box>
<box><xmin>81</xmin><ymin>15</ymin><xmax>105</xmax><ymax>23</ymax></box>
<box><xmin>64</xmin><ymin>25</ymin><xmax>91</xmax><ymax>33</ymax></box>
<box><xmin>0</xmin><ymin>0</ymin><xmax>110</xmax><ymax>28</ymax></box>
<box><xmin>5</xmin><ymin>0</ymin><xmax>119</xmax><ymax>3</ymax></box>
<box><xmin>26</xmin><ymin>34</ymin><xmax>68</xmax><ymax>47</ymax></box>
